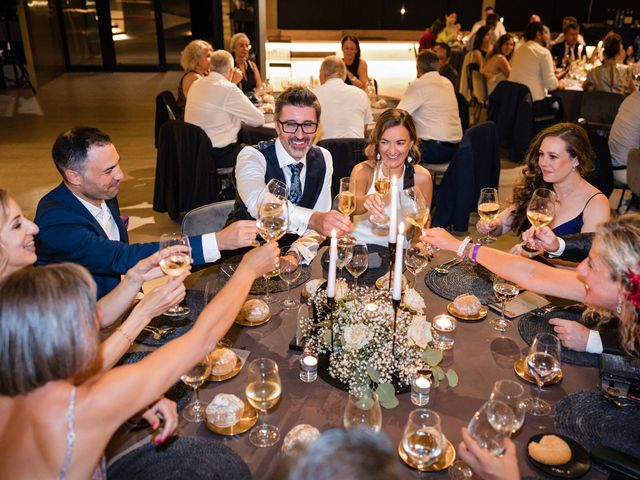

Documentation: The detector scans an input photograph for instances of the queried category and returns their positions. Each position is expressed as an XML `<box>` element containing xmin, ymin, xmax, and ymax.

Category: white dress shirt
<box><xmin>609</xmin><ymin>91</ymin><xmax>640</xmax><ymax>181</ymax></box>
<box><xmin>185</xmin><ymin>71</ymin><xmax>264</xmax><ymax>148</ymax></box>
<box><xmin>314</xmin><ymin>78</ymin><xmax>373</xmax><ymax>140</ymax></box>
<box><xmin>235</xmin><ymin>138</ymin><xmax>333</xmax><ymax>262</ymax></box>
<box><xmin>508</xmin><ymin>40</ymin><xmax>558</xmax><ymax>102</ymax></box>
<box><xmin>397</xmin><ymin>71</ymin><xmax>462</xmax><ymax>143</ymax></box>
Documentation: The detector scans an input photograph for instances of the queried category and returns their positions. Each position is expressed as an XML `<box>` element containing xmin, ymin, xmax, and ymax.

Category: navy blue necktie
<box><xmin>288</xmin><ymin>163</ymin><xmax>303</xmax><ymax>205</ymax></box>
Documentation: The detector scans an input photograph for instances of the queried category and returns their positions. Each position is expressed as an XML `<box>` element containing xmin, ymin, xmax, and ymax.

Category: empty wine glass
<box><xmin>279</xmin><ymin>247</ymin><xmax>301</xmax><ymax>309</ymax></box>
<box><xmin>343</xmin><ymin>391</ymin><xmax>382</xmax><ymax>432</ymax></box>
<box><xmin>180</xmin><ymin>354</ymin><xmax>212</xmax><ymax>422</ymax></box>
<box><xmin>491</xmin><ymin>277</ymin><xmax>519</xmax><ymax>332</ymax></box>
<box><xmin>405</xmin><ymin>240</ymin><xmax>430</xmax><ymax>288</ymax></box>
<box><xmin>246</xmin><ymin>358</ymin><xmax>282</xmax><ymax>447</ymax></box>
<box><xmin>489</xmin><ymin>380</ymin><xmax>525</xmax><ymax>434</ymax></box>
<box><xmin>204</xmin><ymin>278</ymin><xmax>232</xmax><ymax>348</ymax></box>
<box><xmin>370</xmin><ymin>161</ymin><xmax>390</xmax><ymax>226</ymax></box>
<box><xmin>336</xmin><ymin>236</ymin><xmax>356</xmax><ymax>278</ymax></box>
<box><xmin>523</xmin><ymin>188</ymin><xmax>556</xmax><ymax>253</ymax></box>
<box><xmin>477</xmin><ymin>188</ymin><xmax>500</xmax><ymax>244</ymax></box>
<box><xmin>401</xmin><ymin>409</ymin><xmax>445</xmax><ymax>469</ymax></box>
<box><xmin>257</xmin><ymin>195</ymin><xmax>289</xmax><ymax>304</ymax></box>
<box><xmin>400</xmin><ymin>186</ymin><xmax>430</xmax><ymax>236</ymax></box>
<box><xmin>159</xmin><ymin>233</ymin><xmax>191</xmax><ymax>317</ymax></box>
<box><xmin>523</xmin><ymin>333</ymin><xmax>561</xmax><ymax>416</ymax></box>
<box><xmin>346</xmin><ymin>242</ymin><xmax>368</xmax><ymax>285</ymax></box>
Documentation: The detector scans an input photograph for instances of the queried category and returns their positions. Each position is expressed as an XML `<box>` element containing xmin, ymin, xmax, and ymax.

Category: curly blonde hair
<box><xmin>180</xmin><ymin>39</ymin><xmax>213</xmax><ymax>72</ymax></box>
<box><xmin>365</xmin><ymin>109</ymin><xmax>421</xmax><ymax>165</ymax></box>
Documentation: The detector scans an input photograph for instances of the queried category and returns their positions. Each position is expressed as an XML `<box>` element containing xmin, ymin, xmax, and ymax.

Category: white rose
<box><xmin>335</xmin><ymin>278</ymin><xmax>349</xmax><ymax>300</ymax></box>
<box><xmin>343</xmin><ymin>323</ymin><xmax>373</xmax><ymax>350</ymax></box>
<box><xmin>402</xmin><ymin>288</ymin><xmax>426</xmax><ymax>312</ymax></box>
<box><xmin>407</xmin><ymin>315</ymin><xmax>432</xmax><ymax>349</ymax></box>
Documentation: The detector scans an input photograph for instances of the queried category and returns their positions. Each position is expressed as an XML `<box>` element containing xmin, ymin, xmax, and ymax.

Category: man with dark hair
<box><xmin>551</xmin><ymin>21</ymin><xmax>586</xmax><ymax>68</ymax></box>
<box><xmin>229</xmin><ymin>86</ymin><xmax>351</xmax><ymax>263</ymax></box>
<box><xmin>398</xmin><ymin>49</ymin><xmax>462</xmax><ymax>165</ymax></box>
<box><xmin>36</xmin><ymin>126</ymin><xmax>257</xmax><ymax>298</ymax></box>
<box><xmin>468</xmin><ymin>7</ymin><xmax>506</xmax><ymax>48</ymax></box>
<box><xmin>433</xmin><ymin>43</ymin><xmax>460</xmax><ymax>91</ymax></box>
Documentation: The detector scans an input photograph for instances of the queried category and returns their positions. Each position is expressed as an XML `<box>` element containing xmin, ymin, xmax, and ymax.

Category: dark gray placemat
<box><xmin>108</xmin><ymin>436</ymin><xmax>251</xmax><ymax>480</ymax></box>
<box><xmin>221</xmin><ymin>255</ymin><xmax>311</xmax><ymax>294</ymax></box>
<box><xmin>423</xmin><ymin>261</ymin><xmax>495</xmax><ymax>304</ymax></box>
<box><xmin>321</xmin><ymin>243</ymin><xmax>390</xmax><ymax>285</ymax></box>
<box><xmin>518</xmin><ymin>308</ymin><xmax>599</xmax><ymax>367</ymax></box>
<box><xmin>555</xmin><ymin>390</ymin><xmax>640</xmax><ymax>458</ymax></box>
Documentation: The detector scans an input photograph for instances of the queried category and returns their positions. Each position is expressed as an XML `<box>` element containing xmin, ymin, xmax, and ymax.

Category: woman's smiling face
<box><xmin>1</xmin><ymin>196</ymin><xmax>39</xmax><ymax>276</ymax></box>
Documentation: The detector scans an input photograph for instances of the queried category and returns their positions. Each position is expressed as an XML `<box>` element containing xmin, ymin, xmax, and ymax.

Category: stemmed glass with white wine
<box><xmin>256</xmin><ymin>194</ymin><xmax>289</xmax><ymax>304</ymax></box>
<box><xmin>159</xmin><ymin>233</ymin><xmax>192</xmax><ymax>316</ymax></box>
<box><xmin>279</xmin><ymin>246</ymin><xmax>301</xmax><ymax>309</ymax></box>
<box><xmin>523</xmin><ymin>188</ymin><xmax>556</xmax><ymax>253</ymax></box>
<box><xmin>246</xmin><ymin>358</ymin><xmax>282</xmax><ymax>447</ymax></box>
<box><xmin>370</xmin><ymin>161</ymin><xmax>390</xmax><ymax>225</ymax></box>
<box><xmin>491</xmin><ymin>276</ymin><xmax>519</xmax><ymax>332</ymax></box>
<box><xmin>180</xmin><ymin>354</ymin><xmax>213</xmax><ymax>422</ymax></box>
<box><xmin>401</xmin><ymin>409</ymin><xmax>446</xmax><ymax>470</ymax></box>
<box><xmin>346</xmin><ymin>242</ymin><xmax>368</xmax><ymax>285</ymax></box>
<box><xmin>523</xmin><ymin>333</ymin><xmax>561</xmax><ymax>416</ymax></box>
<box><xmin>400</xmin><ymin>186</ymin><xmax>430</xmax><ymax>236</ymax></box>
<box><xmin>405</xmin><ymin>240</ymin><xmax>430</xmax><ymax>288</ymax></box>
<box><xmin>338</xmin><ymin>177</ymin><xmax>356</xmax><ymax>218</ymax></box>
<box><xmin>477</xmin><ymin>188</ymin><xmax>500</xmax><ymax>244</ymax></box>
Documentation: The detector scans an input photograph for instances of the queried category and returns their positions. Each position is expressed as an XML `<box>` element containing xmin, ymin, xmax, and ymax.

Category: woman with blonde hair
<box><xmin>230</xmin><ymin>32</ymin><xmax>263</xmax><ymax>94</ymax></box>
<box><xmin>177</xmin><ymin>39</ymin><xmax>213</xmax><ymax>110</ymax></box>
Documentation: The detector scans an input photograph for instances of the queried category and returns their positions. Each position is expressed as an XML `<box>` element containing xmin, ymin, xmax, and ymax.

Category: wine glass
<box><xmin>159</xmin><ymin>233</ymin><xmax>191</xmax><ymax>317</ymax></box>
<box><xmin>370</xmin><ymin>161</ymin><xmax>390</xmax><ymax>226</ymax></box>
<box><xmin>180</xmin><ymin>354</ymin><xmax>213</xmax><ymax>422</ymax></box>
<box><xmin>279</xmin><ymin>247</ymin><xmax>301</xmax><ymax>309</ymax></box>
<box><xmin>346</xmin><ymin>242</ymin><xmax>368</xmax><ymax>285</ymax></box>
<box><xmin>343</xmin><ymin>391</ymin><xmax>382</xmax><ymax>432</ymax></box>
<box><xmin>489</xmin><ymin>380</ymin><xmax>525</xmax><ymax>434</ymax></box>
<box><xmin>523</xmin><ymin>333</ymin><xmax>561</xmax><ymax>416</ymax></box>
<box><xmin>400</xmin><ymin>186</ymin><xmax>430</xmax><ymax>236</ymax></box>
<box><xmin>338</xmin><ymin>177</ymin><xmax>356</xmax><ymax>217</ymax></box>
<box><xmin>204</xmin><ymin>279</ymin><xmax>232</xmax><ymax>348</ymax></box>
<box><xmin>257</xmin><ymin>196</ymin><xmax>289</xmax><ymax>304</ymax></box>
<box><xmin>404</xmin><ymin>240</ymin><xmax>430</xmax><ymax>288</ymax></box>
<box><xmin>246</xmin><ymin>358</ymin><xmax>282</xmax><ymax>447</ymax></box>
<box><xmin>523</xmin><ymin>188</ymin><xmax>556</xmax><ymax>252</ymax></box>
<box><xmin>336</xmin><ymin>236</ymin><xmax>356</xmax><ymax>278</ymax></box>
<box><xmin>401</xmin><ymin>409</ymin><xmax>445</xmax><ymax>469</ymax></box>
<box><xmin>477</xmin><ymin>188</ymin><xmax>500</xmax><ymax>244</ymax></box>
<box><xmin>491</xmin><ymin>277</ymin><xmax>519</xmax><ymax>332</ymax></box>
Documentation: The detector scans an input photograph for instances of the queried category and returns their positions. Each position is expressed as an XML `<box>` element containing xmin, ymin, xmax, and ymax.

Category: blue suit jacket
<box><xmin>35</xmin><ymin>183</ymin><xmax>205</xmax><ymax>298</ymax></box>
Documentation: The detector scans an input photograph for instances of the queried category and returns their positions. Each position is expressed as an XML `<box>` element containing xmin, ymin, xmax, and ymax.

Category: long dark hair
<box><xmin>487</xmin><ymin>33</ymin><xmax>514</xmax><ymax>61</ymax></box>
<box><xmin>473</xmin><ymin>26</ymin><xmax>492</xmax><ymax>51</ymax></box>
<box><xmin>341</xmin><ymin>34</ymin><xmax>361</xmax><ymax>67</ymax></box>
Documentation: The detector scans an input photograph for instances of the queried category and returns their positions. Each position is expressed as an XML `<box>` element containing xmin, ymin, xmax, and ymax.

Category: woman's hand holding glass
<box><xmin>158</xmin><ymin>233</ymin><xmax>192</xmax><ymax>317</ymax></box>
<box><xmin>369</xmin><ymin>161</ymin><xmax>390</xmax><ymax>225</ymax></box>
<box><xmin>477</xmin><ymin>188</ymin><xmax>500</xmax><ymax>244</ymax></box>
<box><xmin>455</xmin><ymin>428</ymin><xmax>520</xmax><ymax>480</ymax></box>
<box><xmin>522</xmin><ymin>188</ymin><xmax>556</xmax><ymax>253</ymax></box>
<box><xmin>256</xmin><ymin>194</ymin><xmax>289</xmax><ymax>304</ymax></box>
<box><xmin>521</xmin><ymin>225</ymin><xmax>560</xmax><ymax>254</ymax></box>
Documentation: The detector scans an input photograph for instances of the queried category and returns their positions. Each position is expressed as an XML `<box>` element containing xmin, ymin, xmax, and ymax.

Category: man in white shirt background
<box><xmin>185</xmin><ymin>50</ymin><xmax>264</xmax><ymax>168</ymax></box>
<box><xmin>468</xmin><ymin>7</ymin><xmax>506</xmax><ymax>48</ymax></box>
<box><xmin>609</xmin><ymin>90</ymin><xmax>640</xmax><ymax>186</ymax></box>
<box><xmin>313</xmin><ymin>55</ymin><xmax>372</xmax><ymax>140</ymax></box>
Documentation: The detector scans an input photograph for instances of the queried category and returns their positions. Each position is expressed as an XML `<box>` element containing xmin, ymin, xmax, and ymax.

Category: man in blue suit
<box><xmin>35</xmin><ymin>126</ymin><xmax>257</xmax><ymax>298</ymax></box>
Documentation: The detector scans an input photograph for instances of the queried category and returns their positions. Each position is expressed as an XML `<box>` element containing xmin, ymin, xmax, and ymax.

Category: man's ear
<box><xmin>64</xmin><ymin>168</ymin><xmax>83</xmax><ymax>187</ymax></box>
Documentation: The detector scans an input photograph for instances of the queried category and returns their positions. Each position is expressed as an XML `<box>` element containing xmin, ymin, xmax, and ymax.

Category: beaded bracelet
<box><xmin>470</xmin><ymin>243</ymin><xmax>482</xmax><ymax>264</ymax></box>
<box><xmin>116</xmin><ymin>326</ymin><xmax>134</xmax><ymax>346</ymax></box>
<box><xmin>456</xmin><ymin>236</ymin><xmax>472</xmax><ymax>258</ymax></box>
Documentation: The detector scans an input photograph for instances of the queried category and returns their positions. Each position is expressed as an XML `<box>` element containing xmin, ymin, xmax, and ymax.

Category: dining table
<box><xmin>553</xmin><ymin>79</ymin><xmax>585</xmax><ymax>123</ymax></box>
<box><xmin>106</xmin><ymin>246</ymin><xmax>607</xmax><ymax>479</ymax></box>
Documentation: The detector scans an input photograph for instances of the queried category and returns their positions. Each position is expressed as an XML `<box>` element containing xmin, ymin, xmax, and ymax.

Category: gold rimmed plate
<box><xmin>208</xmin><ymin>355</ymin><xmax>242</xmax><ymax>382</ymax></box>
<box><xmin>398</xmin><ymin>439</ymin><xmax>456</xmax><ymax>472</ymax></box>
<box><xmin>514</xmin><ymin>357</ymin><xmax>563</xmax><ymax>386</ymax></box>
<box><xmin>375</xmin><ymin>274</ymin><xmax>408</xmax><ymax>291</ymax></box>
<box><xmin>447</xmin><ymin>303</ymin><xmax>488</xmax><ymax>321</ymax></box>
<box><xmin>205</xmin><ymin>400</ymin><xmax>258</xmax><ymax>436</ymax></box>
<box><xmin>234</xmin><ymin>310</ymin><xmax>272</xmax><ymax>327</ymax></box>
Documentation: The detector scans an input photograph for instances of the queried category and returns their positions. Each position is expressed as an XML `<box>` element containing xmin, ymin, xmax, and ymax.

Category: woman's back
<box><xmin>586</xmin><ymin>63</ymin><xmax>634</xmax><ymax>95</ymax></box>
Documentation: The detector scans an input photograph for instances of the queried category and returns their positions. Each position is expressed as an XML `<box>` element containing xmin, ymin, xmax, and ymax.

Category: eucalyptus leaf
<box><xmin>380</xmin><ymin>396</ymin><xmax>399</xmax><ymax>409</ymax></box>
<box><xmin>366</xmin><ymin>365</ymin><xmax>381</xmax><ymax>383</ymax></box>
<box><xmin>432</xmin><ymin>366</ymin><xmax>445</xmax><ymax>381</ymax></box>
<box><xmin>321</xmin><ymin>329</ymin><xmax>331</xmax><ymax>346</ymax></box>
<box><xmin>422</xmin><ymin>348</ymin><xmax>443</xmax><ymax>366</ymax></box>
<box><xmin>375</xmin><ymin>382</ymin><xmax>396</xmax><ymax>402</ymax></box>
<box><xmin>446</xmin><ymin>369</ymin><xmax>459</xmax><ymax>387</ymax></box>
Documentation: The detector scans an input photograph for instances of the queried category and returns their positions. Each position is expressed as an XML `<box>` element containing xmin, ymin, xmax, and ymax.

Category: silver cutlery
<box><xmin>220</xmin><ymin>264</ymin><xmax>236</xmax><ymax>278</ymax></box>
<box><xmin>433</xmin><ymin>258</ymin><xmax>462</xmax><ymax>274</ymax></box>
<box><xmin>532</xmin><ymin>303</ymin><xmax>584</xmax><ymax>317</ymax></box>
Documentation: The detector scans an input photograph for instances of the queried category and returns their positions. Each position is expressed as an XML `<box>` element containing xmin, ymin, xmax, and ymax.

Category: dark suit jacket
<box><xmin>545</xmin><ymin>233</ymin><xmax>594</xmax><ymax>263</ymax></box>
<box><xmin>550</xmin><ymin>42</ymin><xmax>586</xmax><ymax>68</ymax></box>
<box><xmin>35</xmin><ymin>183</ymin><xmax>206</xmax><ymax>298</ymax></box>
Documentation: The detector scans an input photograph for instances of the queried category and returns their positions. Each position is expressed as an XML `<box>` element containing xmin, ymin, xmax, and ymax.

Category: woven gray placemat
<box><xmin>423</xmin><ymin>261</ymin><xmax>495</xmax><ymax>304</ymax></box>
<box><xmin>135</xmin><ymin>290</ymin><xmax>201</xmax><ymax>347</ymax></box>
<box><xmin>555</xmin><ymin>390</ymin><xmax>640</xmax><ymax>458</ymax></box>
<box><xmin>221</xmin><ymin>255</ymin><xmax>311</xmax><ymax>295</ymax></box>
<box><xmin>321</xmin><ymin>243</ymin><xmax>390</xmax><ymax>285</ymax></box>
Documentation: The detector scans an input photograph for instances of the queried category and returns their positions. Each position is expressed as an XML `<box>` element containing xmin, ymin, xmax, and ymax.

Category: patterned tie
<box><xmin>288</xmin><ymin>163</ymin><xmax>303</xmax><ymax>205</ymax></box>
<box><xmin>96</xmin><ymin>209</ymin><xmax>116</xmax><ymax>240</ymax></box>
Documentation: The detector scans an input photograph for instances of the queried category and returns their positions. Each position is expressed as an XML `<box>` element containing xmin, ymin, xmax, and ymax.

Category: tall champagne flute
<box><xmin>400</xmin><ymin>186</ymin><xmax>430</xmax><ymax>236</ymax></box>
<box><xmin>246</xmin><ymin>358</ymin><xmax>282</xmax><ymax>447</ymax></box>
<box><xmin>523</xmin><ymin>188</ymin><xmax>556</xmax><ymax>252</ymax></box>
<box><xmin>370</xmin><ymin>161</ymin><xmax>390</xmax><ymax>225</ymax></box>
<box><xmin>346</xmin><ymin>242</ymin><xmax>368</xmax><ymax>285</ymax></box>
<box><xmin>477</xmin><ymin>188</ymin><xmax>500</xmax><ymax>244</ymax></box>
<box><xmin>401</xmin><ymin>409</ymin><xmax>445</xmax><ymax>469</ymax></box>
<box><xmin>180</xmin><ymin>354</ymin><xmax>213</xmax><ymax>422</ymax></box>
<box><xmin>491</xmin><ymin>276</ymin><xmax>519</xmax><ymax>332</ymax></box>
<box><xmin>338</xmin><ymin>177</ymin><xmax>356</xmax><ymax>217</ymax></box>
<box><xmin>523</xmin><ymin>333</ymin><xmax>561</xmax><ymax>416</ymax></box>
<box><xmin>159</xmin><ymin>233</ymin><xmax>191</xmax><ymax>316</ymax></box>
<box><xmin>279</xmin><ymin>247</ymin><xmax>301</xmax><ymax>309</ymax></box>
<box><xmin>256</xmin><ymin>197</ymin><xmax>289</xmax><ymax>304</ymax></box>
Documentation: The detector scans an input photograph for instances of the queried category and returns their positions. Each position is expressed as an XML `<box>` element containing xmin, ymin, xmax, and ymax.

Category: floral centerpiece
<box><xmin>307</xmin><ymin>279</ymin><xmax>458</xmax><ymax>409</ymax></box>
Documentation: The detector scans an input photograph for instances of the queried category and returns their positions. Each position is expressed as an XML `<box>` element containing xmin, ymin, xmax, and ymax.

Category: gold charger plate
<box><xmin>234</xmin><ymin>310</ymin><xmax>272</xmax><ymax>327</ymax></box>
<box><xmin>375</xmin><ymin>274</ymin><xmax>408</xmax><ymax>291</ymax></box>
<box><xmin>514</xmin><ymin>357</ymin><xmax>563</xmax><ymax>386</ymax></box>
<box><xmin>205</xmin><ymin>400</ymin><xmax>258</xmax><ymax>436</ymax></box>
<box><xmin>447</xmin><ymin>303</ymin><xmax>488</xmax><ymax>321</ymax></box>
<box><xmin>398</xmin><ymin>439</ymin><xmax>456</xmax><ymax>472</ymax></box>
<box><xmin>208</xmin><ymin>355</ymin><xmax>242</xmax><ymax>382</ymax></box>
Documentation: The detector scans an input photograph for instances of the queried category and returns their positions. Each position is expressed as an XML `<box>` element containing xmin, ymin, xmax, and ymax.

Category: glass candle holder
<box><xmin>411</xmin><ymin>370</ymin><xmax>432</xmax><ymax>406</ymax></box>
<box><xmin>431</xmin><ymin>314</ymin><xmax>457</xmax><ymax>350</ymax></box>
<box><xmin>299</xmin><ymin>352</ymin><xmax>318</xmax><ymax>382</ymax></box>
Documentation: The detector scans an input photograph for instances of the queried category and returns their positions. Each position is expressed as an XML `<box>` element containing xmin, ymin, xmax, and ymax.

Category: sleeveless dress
<box><xmin>551</xmin><ymin>193</ymin><xmax>605</xmax><ymax>237</ymax></box>
<box><xmin>344</xmin><ymin>58</ymin><xmax>360</xmax><ymax>86</ymax></box>
<box><xmin>236</xmin><ymin>59</ymin><xmax>258</xmax><ymax>94</ymax></box>
<box><xmin>176</xmin><ymin>70</ymin><xmax>195</xmax><ymax>112</ymax></box>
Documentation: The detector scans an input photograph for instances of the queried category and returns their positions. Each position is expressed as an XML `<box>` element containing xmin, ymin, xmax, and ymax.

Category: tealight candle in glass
<box><xmin>431</xmin><ymin>314</ymin><xmax>457</xmax><ymax>350</ymax></box>
<box><xmin>299</xmin><ymin>348</ymin><xmax>318</xmax><ymax>383</ymax></box>
<box><xmin>411</xmin><ymin>370</ymin><xmax>432</xmax><ymax>406</ymax></box>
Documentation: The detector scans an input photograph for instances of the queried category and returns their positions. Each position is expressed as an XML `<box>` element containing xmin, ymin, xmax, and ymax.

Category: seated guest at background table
<box><xmin>470</xmin><ymin>26</ymin><xmax>493</xmax><ymax>68</ymax></box>
<box><xmin>230</xmin><ymin>32</ymin><xmax>263</xmax><ymax>96</ymax></box>
<box><xmin>530</xmin><ymin>14</ymin><xmax>541</xmax><ymax>24</ymax></box>
<box><xmin>551</xmin><ymin>16</ymin><xmax>586</xmax><ymax>47</ymax></box>
<box><xmin>467</xmin><ymin>13</ymin><xmax>501</xmax><ymax>52</ymax></box>
<box><xmin>0</xmin><ymin>241</ymin><xmax>277</xmax><ymax>478</ymax></box>
<box><xmin>424</xmin><ymin>213</ymin><xmax>640</xmax><ymax>356</ymax></box>
<box><xmin>349</xmin><ymin>109</ymin><xmax>432</xmax><ymax>246</ymax></box>
<box><xmin>476</xmin><ymin>123</ymin><xmax>610</xmax><ymax>243</ymax></box>
<box><xmin>230</xmin><ymin>86</ymin><xmax>351</xmax><ymax>263</ymax></box>
<box><xmin>177</xmin><ymin>40</ymin><xmax>213</xmax><ymax>112</ymax></box>
<box><xmin>470</xmin><ymin>7</ymin><xmax>507</xmax><ymax>42</ymax></box>
<box><xmin>551</xmin><ymin>21</ymin><xmax>586</xmax><ymax>68</ymax></box>
<box><xmin>185</xmin><ymin>50</ymin><xmax>264</xmax><ymax>168</ymax></box>
<box><xmin>436</xmin><ymin>12</ymin><xmax>461</xmax><ymax>45</ymax></box>
<box><xmin>313</xmin><ymin>55</ymin><xmax>372</xmax><ymax>140</ymax></box>
<box><xmin>481</xmin><ymin>33</ymin><xmax>515</xmax><ymax>95</ymax></box>
<box><xmin>341</xmin><ymin>34</ymin><xmax>369</xmax><ymax>91</ymax></box>
<box><xmin>419</xmin><ymin>19</ymin><xmax>444</xmax><ymax>52</ymax></box>
<box><xmin>35</xmin><ymin>127</ymin><xmax>258</xmax><ymax>298</ymax></box>
<box><xmin>398</xmin><ymin>50</ymin><xmax>463</xmax><ymax>165</ymax></box>
<box><xmin>583</xmin><ymin>34</ymin><xmax>636</xmax><ymax>96</ymax></box>
<box><xmin>434</xmin><ymin>43</ymin><xmax>460</xmax><ymax>91</ymax></box>
<box><xmin>458</xmin><ymin>427</ymin><xmax>520</xmax><ymax>480</ymax></box>
<box><xmin>608</xmin><ymin>90</ymin><xmax>640</xmax><ymax>185</ymax></box>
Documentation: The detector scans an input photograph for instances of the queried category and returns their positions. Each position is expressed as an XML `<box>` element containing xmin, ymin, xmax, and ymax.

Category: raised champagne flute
<box><xmin>279</xmin><ymin>247</ymin><xmax>301</xmax><ymax>309</ymax></box>
<box><xmin>400</xmin><ymin>186</ymin><xmax>430</xmax><ymax>236</ymax></box>
<box><xmin>346</xmin><ymin>242</ymin><xmax>368</xmax><ymax>285</ymax></box>
<box><xmin>180</xmin><ymin>354</ymin><xmax>213</xmax><ymax>422</ymax></box>
<box><xmin>477</xmin><ymin>188</ymin><xmax>500</xmax><ymax>244</ymax></box>
<box><xmin>246</xmin><ymin>358</ymin><xmax>282</xmax><ymax>447</ymax></box>
<box><xmin>159</xmin><ymin>233</ymin><xmax>191</xmax><ymax>317</ymax></box>
<box><xmin>491</xmin><ymin>276</ymin><xmax>519</xmax><ymax>332</ymax></box>
<box><xmin>523</xmin><ymin>333</ymin><xmax>561</xmax><ymax>416</ymax></box>
<box><xmin>256</xmin><ymin>196</ymin><xmax>289</xmax><ymax>304</ymax></box>
<box><xmin>370</xmin><ymin>161</ymin><xmax>390</xmax><ymax>226</ymax></box>
<box><xmin>401</xmin><ymin>409</ymin><xmax>445</xmax><ymax>469</ymax></box>
<box><xmin>523</xmin><ymin>188</ymin><xmax>556</xmax><ymax>252</ymax></box>
<box><xmin>253</xmin><ymin>179</ymin><xmax>289</xmax><ymax>247</ymax></box>
<box><xmin>338</xmin><ymin>177</ymin><xmax>356</xmax><ymax>217</ymax></box>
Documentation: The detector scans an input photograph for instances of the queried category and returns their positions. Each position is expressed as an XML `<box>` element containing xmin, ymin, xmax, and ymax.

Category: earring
<box><xmin>407</xmin><ymin>155</ymin><xmax>413</xmax><ymax>164</ymax></box>
<box><xmin>617</xmin><ymin>296</ymin><xmax>623</xmax><ymax>315</ymax></box>
<box><xmin>376</xmin><ymin>153</ymin><xmax>380</xmax><ymax>161</ymax></box>
<box><xmin>572</xmin><ymin>163</ymin><xmax>578</xmax><ymax>171</ymax></box>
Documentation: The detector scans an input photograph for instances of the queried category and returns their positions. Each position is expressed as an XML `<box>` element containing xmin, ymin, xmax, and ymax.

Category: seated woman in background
<box><xmin>436</xmin><ymin>12</ymin><xmax>461</xmax><ymax>45</ymax></box>
<box><xmin>470</xmin><ymin>25</ymin><xmax>492</xmax><ymax>68</ymax></box>
<box><xmin>481</xmin><ymin>33</ymin><xmax>515</xmax><ymax>95</ymax></box>
<box><xmin>341</xmin><ymin>34</ymin><xmax>370</xmax><ymax>90</ymax></box>
<box><xmin>349</xmin><ymin>109</ymin><xmax>433</xmax><ymax>246</ymax></box>
<box><xmin>177</xmin><ymin>40</ymin><xmax>213</xmax><ymax>111</ymax></box>
<box><xmin>230</xmin><ymin>32</ymin><xmax>263</xmax><ymax>95</ymax></box>
<box><xmin>583</xmin><ymin>34</ymin><xmax>636</xmax><ymax>96</ymax></box>
<box><xmin>419</xmin><ymin>19</ymin><xmax>444</xmax><ymax>52</ymax></box>
<box><xmin>477</xmin><ymin>123</ymin><xmax>610</xmax><ymax>244</ymax></box>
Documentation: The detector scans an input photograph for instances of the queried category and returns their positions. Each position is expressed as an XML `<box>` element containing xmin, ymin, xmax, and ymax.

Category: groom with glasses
<box><xmin>228</xmin><ymin>86</ymin><xmax>352</xmax><ymax>263</ymax></box>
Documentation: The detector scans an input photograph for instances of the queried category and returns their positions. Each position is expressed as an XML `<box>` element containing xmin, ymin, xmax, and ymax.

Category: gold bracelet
<box><xmin>116</xmin><ymin>326</ymin><xmax>134</xmax><ymax>346</ymax></box>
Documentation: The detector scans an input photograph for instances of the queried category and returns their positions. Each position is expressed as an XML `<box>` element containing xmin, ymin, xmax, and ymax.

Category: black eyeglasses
<box><xmin>278</xmin><ymin>120</ymin><xmax>318</xmax><ymax>134</ymax></box>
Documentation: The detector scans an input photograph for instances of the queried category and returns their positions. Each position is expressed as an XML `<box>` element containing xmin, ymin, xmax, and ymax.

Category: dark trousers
<box><xmin>211</xmin><ymin>143</ymin><xmax>244</xmax><ymax>169</ymax></box>
<box><xmin>419</xmin><ymin>140</ymin><xmax>459</xmax><ymax>165</ymax></box>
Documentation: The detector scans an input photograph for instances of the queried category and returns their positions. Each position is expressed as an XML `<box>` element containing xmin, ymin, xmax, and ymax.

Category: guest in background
<box><xmin>583</xmin><ymin>34</ymin><xmax>636</xmax><ymax>96</ymax></box>
<box><xmin>185</xmin><ymin>50</ymin><xmax>264</xmax><ymax>168</ymax></box>
<box><xmin>530</xmin><ymin>14</ymin><xmax>542</xmax><ymax>24</ymax></box>
<box><xmin>230</xmin><ymin>32</ymin><xmax>263</xmax><ymax>95</ymax></box>
<box><xmin>551</xmin><ymin>22</ymin><xmax>586</xmax><ymax>68</ymax></box>
<box><xmin>469</xmin><ymin>6</ymin><xmax>507</xmax><ymax>42</ymax></box>
<box><xmin>341</xmin><ymin>34</ymin><xmax>370</xmax><ymax>91</ymax></box>
<box><xmin>398</xmin><ymin>49</ymin><xmax>462</xmax><ymax>165</ymax></box>
<box><xmin>481</xmin><ymin>33</ymin><xmax>515</xmax><ymax>95</ymax></box>
<box><xmin>608</xmin><ymin>90</ymin><xmax>640</xmax><ymax>185</ymax></box>
<box><xmin>177</xmin><ymin>39</ymin><xmax>213</xmax><ymax>111</ymax></box>
<box><xmin>468</xmin><ymin>13</ymin><xmax>502</xmax><ymax>51</ymax></box>
<box><xmin>314</xmin><ymin>56</ymin><xmax>372</xmax><ymax>140</ymax></box>
<box><xmin>436</xmin><ymin>12</ymin><xmax>461</xmax><ymax>45</ymax></box>
<box><xmin>551</xmin><ymin>16</ymin><xmax>586</xmax><ymax>46</ymax></box>
<box><xmin>470</xmin><ymin>26</ymin><xmax>492</xmax><ymax>68</ymax></box>
<box><xmin>419</xmin><ymin>19</ymin><xmax>444</xmax><ymax>52</ymax></box>
<box><xmin>434</xmin><ymin>43</ymin><xmax>460</xmax><ymax>91</ymax></box>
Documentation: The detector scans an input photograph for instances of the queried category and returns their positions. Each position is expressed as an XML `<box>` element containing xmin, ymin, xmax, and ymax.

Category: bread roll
<box><xmin>282</xmin><ymin>424</ymin><xmax>321</xmax><ymax>455</ymax></box>
<box><xmin>206</xmin><ymin>394</ymin><xmax>245</xmax><ymax>428</ymax></box>
<box><xmin>209</xmin><ymin>348</ymin><xmax>237</xmax><ymax>376</ymax></box>
<box><xmin>453</xmin><ymin>293</ymin><xmax>482</xmax><ymax>316</ymax></box>
<box><xmin>242</xmin><ymin>299</ymin><xmax>269</xmax><ymax>322</ymax></box>
<box><xmin>528</xmin><ymin>435</ymin><xmax>572</xmax><ymax>465</ymax></box>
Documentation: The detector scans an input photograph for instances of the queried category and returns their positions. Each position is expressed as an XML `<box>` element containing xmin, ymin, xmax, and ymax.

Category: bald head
<box><xmin>319</xmin><ymin>55</ymin><xmax>347</xmax><ymax>84</ymax></box>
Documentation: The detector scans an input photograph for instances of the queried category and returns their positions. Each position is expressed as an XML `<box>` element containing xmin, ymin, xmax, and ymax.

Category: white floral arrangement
<box><xmin>308</xmin><ymin>279</ymin><xmax>458</xmax><ymax>408</ymax></box>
